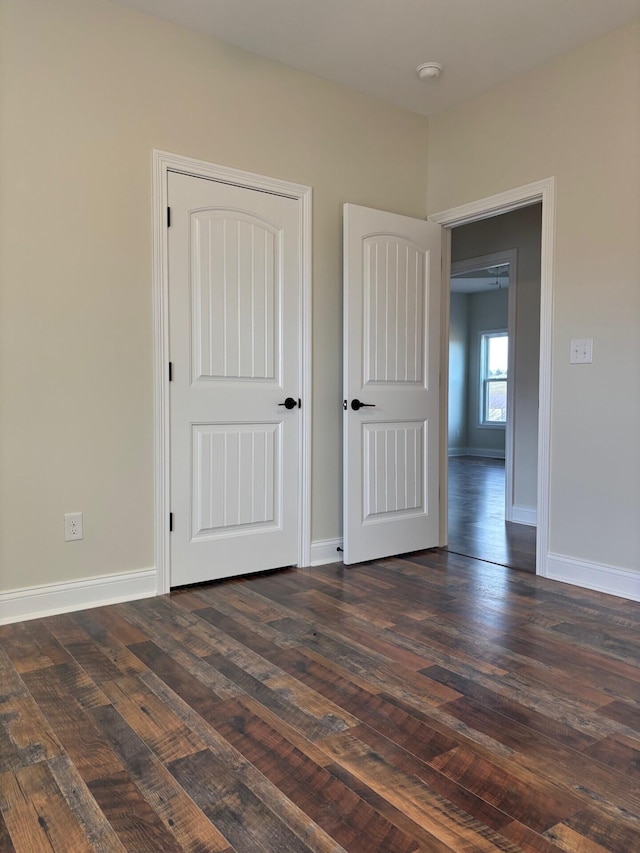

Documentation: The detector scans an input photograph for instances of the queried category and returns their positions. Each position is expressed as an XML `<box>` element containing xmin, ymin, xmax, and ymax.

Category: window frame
<box><xmin>478</xmin><ymin>329</ymin><xmax>508</xmax><ymax>428</ymax></box>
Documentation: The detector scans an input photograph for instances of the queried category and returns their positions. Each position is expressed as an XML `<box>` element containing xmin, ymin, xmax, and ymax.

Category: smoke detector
<box><xmin>416</xmin><ymin>62</ymin><xmax>442</xmax><ymax>81</ymax></box>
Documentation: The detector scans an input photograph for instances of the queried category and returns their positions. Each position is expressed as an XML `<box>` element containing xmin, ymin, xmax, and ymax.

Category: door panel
<box><xmin>191</xmin><ymin>210</ymin><xmax>279</xmax><ymax>382</ymax></box>
<box><xmin>363</xmin><ymin>236</ymin><xmax>424</xmax><ymax>384</ymax></box>
<box><xmin>169</xmin><ymin>172</ymin><xmax>300</xmax><ymax>586</ymax></box>
<box><xmin>190</xmin><ymin>422</ymin><xmax>280</xmax><ymax>538</ymax></box>
<box><xmin>343</xmin><ymin>203</ymin><xmax>441</xmax><ymax>564</ymax></box>
<box><xmin>363</xmin><ymin>420</ymin><xmax>426</xmax><ymax>519</ymax></box>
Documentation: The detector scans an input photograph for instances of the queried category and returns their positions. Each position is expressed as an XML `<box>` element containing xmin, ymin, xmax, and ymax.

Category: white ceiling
<box><xmin>113</xmin><ymin>0</ymin><xmax>639</xmax><ymax>115</ymax></box>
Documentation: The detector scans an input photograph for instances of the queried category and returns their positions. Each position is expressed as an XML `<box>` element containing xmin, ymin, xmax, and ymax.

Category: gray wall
<box><xmin>448</xmin><ymin>290</ymin><xmax>508</xmax><ymax>456</ymax></box>
<box><xmin>448</xmin><ymin>292</ymin><xmax>468</xmax><ymax>451</ymax></box>
<box><xmin>451</xmin><ymin>204</ymin><xmax>542</xmax><ymax>511</ymax></box>
<box><xmin>465</xmin><ymin>290</ymin><xmax>509</xmax><ymax>455</ymax></box>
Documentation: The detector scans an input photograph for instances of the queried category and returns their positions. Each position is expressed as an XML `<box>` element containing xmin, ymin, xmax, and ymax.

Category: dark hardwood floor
<box><xmin>2</xmin><ymin>552</ymin><xmax>640</xmax><ymax>851</ymax></box>
<box><xmin>447</xmin><ymin>456</ymin><xmax>536</xmax><ymax>572</ymax></box>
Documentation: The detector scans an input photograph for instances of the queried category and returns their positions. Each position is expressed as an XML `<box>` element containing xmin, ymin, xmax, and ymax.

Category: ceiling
<box><xmin>451</xmin><ymin>266</ymin><xmax>509</xmax><ymax>295</ymax></box>
<box><xmin>112</xmin><ymin>0</ymin><xmax>639</xmax><ymax>115</ymax></box>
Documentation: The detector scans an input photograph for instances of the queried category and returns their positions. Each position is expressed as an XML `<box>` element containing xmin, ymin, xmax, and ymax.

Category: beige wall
<box><xmin>452</xmin><ymin>205</ymin><xmax>542</xmax><ymax>509</ymax></box>
<box><xmin>429</xmin><ymin>21</ymin><xmax>640</xmax><ymax>571</ymax></box>
<box><xmin>0</xmin><ymin>0</ymin><xmax>429</xmax><ymax>590</ymax></box>
<box><xmin>2</xmin><ymin>2</ymin><xmax>638</xmax><ymax>594</ymax></box>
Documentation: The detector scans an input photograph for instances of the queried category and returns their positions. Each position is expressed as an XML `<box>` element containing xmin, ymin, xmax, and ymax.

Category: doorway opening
<box><xmin>445</xmin><ymin>204</ymin><xmax>542</xmax><ymax>572</ymax></box>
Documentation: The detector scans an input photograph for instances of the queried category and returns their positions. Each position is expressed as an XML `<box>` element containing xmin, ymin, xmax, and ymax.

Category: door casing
<box><xmin>152</xmin><ymin>150</ymin><xmax>312</xmax><ymax>594</ymax></box>
<box><xmin>430</xmin><ymin>177</ymin><xmax>555</xmax><ymax>578</ymax></box>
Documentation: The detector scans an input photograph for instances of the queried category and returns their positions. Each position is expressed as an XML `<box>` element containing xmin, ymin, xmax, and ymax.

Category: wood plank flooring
<box><xmin>447</xmin><ymin>457</ymin><xmax>536</xmax><ymax>572</ymax></box>
<box><xmin>2</xmin><ymin>551</ymin><xmax>640</xmax><ymax>851</ymax></box>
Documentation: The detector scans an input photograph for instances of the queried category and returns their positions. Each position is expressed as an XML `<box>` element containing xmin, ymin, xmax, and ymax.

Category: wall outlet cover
<box><xmin>64</xmin><ymin>512</ymin><xmax>83</xmax><ymax>541</ymax></box>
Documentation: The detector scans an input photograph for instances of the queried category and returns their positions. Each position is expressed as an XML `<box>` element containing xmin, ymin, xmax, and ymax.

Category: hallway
<box><xmin>447</xmin><ymin>456</ymin><xmax>536</xmax><ymax>572</ymax></box>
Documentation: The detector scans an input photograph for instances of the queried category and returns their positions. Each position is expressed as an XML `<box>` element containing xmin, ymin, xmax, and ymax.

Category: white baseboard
<box><xmin>0</xmin><ymin>568</ymin><xmax>157</xmax><ymax>625</ymax></box>
<box><xmin>448</xmin><ymin>447</ymin><xmax>505</xmax><ymax>459</ymax></box>
<box><xmin>510</xmin><ymin>505</ymin><xmax>537</xmax><ymax>526</ymax></box>
<box><xmin>309</xmin><ymin>538</ymin><xmax>344</xmax><ymax>566</ymax></box>
<box><xmin>545</xmin><ymin>553</ymin><xmax>640</xmax><ymax>602</ymax></box>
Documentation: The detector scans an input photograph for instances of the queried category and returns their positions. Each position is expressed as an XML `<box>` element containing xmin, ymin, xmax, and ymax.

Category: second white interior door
<box><xmin>343</xmin><ymin>203</ymin><xmax>442</xmax><ymax>564</ymax></box>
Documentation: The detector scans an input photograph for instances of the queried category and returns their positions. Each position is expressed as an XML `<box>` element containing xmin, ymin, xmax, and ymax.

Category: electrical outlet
<box><xmin>64</xmin><ymin>512</ymin><xmax>83</xmax><ymax>541</ymax></box>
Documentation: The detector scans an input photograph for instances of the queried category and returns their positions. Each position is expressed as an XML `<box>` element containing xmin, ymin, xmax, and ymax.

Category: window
<box><xmin>480</xmin><ymin>332</ymin><xmax>508</xmax><ymax>425</ymax></box>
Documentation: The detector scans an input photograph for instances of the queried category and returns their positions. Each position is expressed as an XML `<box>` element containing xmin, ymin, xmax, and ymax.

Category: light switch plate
<box><xmin>570</xmin><ymin>338</ymin><xmax>593</xmax><ymax>364</ymax></box>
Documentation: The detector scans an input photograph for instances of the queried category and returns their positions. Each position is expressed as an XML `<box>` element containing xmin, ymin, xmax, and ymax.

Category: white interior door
<box><xmin>343</xmin><ymin>203</ymin><xmax>442</xmax><ymax>564</ymax></box>
<box><xmin>169</xmin><ymin>171</ymin><xmax>301</xmax><ymax>586</ymax></box>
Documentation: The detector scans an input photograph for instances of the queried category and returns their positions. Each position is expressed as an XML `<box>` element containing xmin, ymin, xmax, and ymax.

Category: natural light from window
<box><xmin>481</xmin><ymin>332</ymin><xmax>508</xmax><ymax>425</ymax></box>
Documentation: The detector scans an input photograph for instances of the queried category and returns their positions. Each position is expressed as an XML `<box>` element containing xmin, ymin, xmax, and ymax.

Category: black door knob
<box><xmin>278</xmin><ymin>397</ymin><xmax>297</xmax><ymax>410</ymax></box>
<box><xmin>351</xmin><ymin>399</ymin><xmax>376</xmax><ymax>411</ymax></box>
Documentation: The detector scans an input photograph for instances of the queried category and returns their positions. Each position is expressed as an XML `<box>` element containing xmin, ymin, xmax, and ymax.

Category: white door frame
<box><xmin>449</xmin><ymin>249</ymin><xmax>518</xmax><ymax>522</ymax></box>
<box><xmin>152</xmin><ymin>150</ymin><xmax>312</xmax><ymax>595</ymax></box>
<box><xmin>430</xmin><ymin>177</ymin><xmax>555</xmax><ymax>577</ymax></box>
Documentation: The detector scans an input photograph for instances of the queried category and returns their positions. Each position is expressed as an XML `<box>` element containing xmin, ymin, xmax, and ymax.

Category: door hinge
<box><xmin>168</xmin><ymin>362</ymin><xmax>173</xmax><ymax>381</ymax></box>
<box><xmin>167</xmin><ymin>207</ymin><xmax>171</xmax><ymax>227</ymax></box>
<box><xmin>169</xmin><ymin>512</ymin><xmax>173</xmax><ymax>532</ymax></box>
